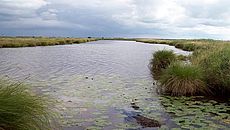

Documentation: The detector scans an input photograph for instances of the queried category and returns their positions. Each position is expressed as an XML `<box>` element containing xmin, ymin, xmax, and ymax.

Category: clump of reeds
<box><xmin>0</xmin><ymin>80</ymin><xmax>59</xmax><ymax>130</ymax></box>
<box><xmin>146</xmin><ymin>39</ymin><xmax>230</xmax><ymax>97</ymax></box>
<box><xmin>159</xmin><ymin>62</ymin><xmax>210</xmax><ymax>96</ymax></box>
<box><xmin>197</xmin><ymin>47</ymin><xmax>230</xmax><ymax>96</ymax></box>
<box><xmin>176</xmin><ymin>54</ymin><xmax>188</xmax><ymax>61</ymax></box>
<box><xmin>149</xmin><ymin>50</ymin><xmax>176</xmax><ymax>79</ymax></box>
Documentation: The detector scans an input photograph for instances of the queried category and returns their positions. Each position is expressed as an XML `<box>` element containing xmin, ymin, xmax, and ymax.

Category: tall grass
<box><xmin>159</xmin><ymin>62</ymin><xmax>210</xmax><ymax>96</ymax></box>
<box><xmin>149</xmin><ymin>50</ymin><xmax>176</xmax><ymax>79</ymax></box>
<box><xmin>0</xmin><ymin>80</ymin><xmax>59</xmax><ymax>130</ymax></box>
<box><xmin>135</xmin><ymin>38</ymin><xmax>225</xmax><ymax>52</ymax></box>
<box><xmin>147</xmin><ymin>38</ymin><xmax>230</xmax><ymax>97</ymax></box>
<box><xmin>0</xmin><ymin>37</ymin><xmax>97</xmax><ymax>48</ymax></box>
<box><xmin>196</xmin><ymin>47</ymin><xmax>230</xmax><ymax>96</ymax></box>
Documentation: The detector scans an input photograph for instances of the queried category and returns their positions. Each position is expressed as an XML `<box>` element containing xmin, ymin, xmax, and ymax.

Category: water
<box><xmin>0</xmin><ymin>40</ymin><xmax>228</xmax><ymax>130</ymax></box>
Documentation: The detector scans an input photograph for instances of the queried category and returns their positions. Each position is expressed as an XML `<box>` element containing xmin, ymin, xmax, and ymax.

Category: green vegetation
<box><xmin>159</xmin><ymin>62</ymin><xmax>210</xmax><ymax>96</ymax></box>
<box><xmin>0</xmin><ymin>80</ymin><xmax>59</xmax><ymax>130</ymax></box>
<box><xmin>176</xmin><ymin>54</ymin><xmax>188</xmax><ymax>61</ymax></box>
<box><xmin>147</xmin><ymin>38</ymin><xmax>230</xmax><ymax>97</ymax></box>
<box><xmin>149</xmin><ymin>50</ymin><xmax>176</xmax><ymax>79</ymax></box>
<box><xmin>135</xmin><ymin>38</ymin><xmax>220</xmax><ymax>51</ymax></box>
<box><xmin>0</xmin><ymin>37</ymin><xmax>97</xmax><ymax>48</ymax></box>
<box><xmin>160</xmin><ymin>96</ymin><xmax>230</xmax><ymax>129</ymax></box>
<box><xmin>196</xmin><ymin>47</ymin><xmax>230</xmax><ymax>96</ymax></box>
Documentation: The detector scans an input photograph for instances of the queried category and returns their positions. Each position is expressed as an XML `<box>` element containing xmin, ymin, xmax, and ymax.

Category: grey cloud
<box><xmin>0</xmin><ymin>0</ymin><xmax>230</xmax><ymax>39</ymax></box>
<box><xmin>0</xmin><ymin>0</ymin><xmax>47</xmax><ymax>18</ymax></box>
<box><xmin>0</xmin><ymin>0</ymin><xmax>62</xmax><ymax>27</ymax></box>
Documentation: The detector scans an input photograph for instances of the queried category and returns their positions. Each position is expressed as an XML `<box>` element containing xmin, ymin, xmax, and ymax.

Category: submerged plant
<box><xmin>0</xmin><ymin>80</ymin><xmax>59</xmax><ymax>130</ymax></box>
<box><xmin>149</xmin><ymin>50</ymin><xmax>176</xmax><ymax>79</ymax></box>
<box><xmin>159</xmin><ymin>62</ymin><xmax>210</xmax><ymax>96</ymax></box>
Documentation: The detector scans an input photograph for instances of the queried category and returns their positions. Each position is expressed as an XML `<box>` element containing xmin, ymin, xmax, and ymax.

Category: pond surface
<box><xmin>0</xmin><ymin>40</ymin><xmax>229</xmax><ymax>130</ymax></box>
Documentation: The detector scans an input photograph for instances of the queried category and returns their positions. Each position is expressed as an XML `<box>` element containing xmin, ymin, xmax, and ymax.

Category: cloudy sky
<box><xmin>0</xmin><ymin>0</ymin><xmax>230</xmax><ymax>39</ymax></box>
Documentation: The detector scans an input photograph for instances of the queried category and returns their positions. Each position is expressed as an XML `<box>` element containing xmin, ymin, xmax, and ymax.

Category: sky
<box><xmin>0</xmin><ymin>0</ymin><xmax>230</xmax><ymax>39</ymax></box>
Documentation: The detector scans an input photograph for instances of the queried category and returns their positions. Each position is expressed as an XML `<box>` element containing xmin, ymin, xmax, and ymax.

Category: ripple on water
<box><xmin>1</xmin><ymin>41</ymin><xmax>227</xmax><ymax>129</ymax></box>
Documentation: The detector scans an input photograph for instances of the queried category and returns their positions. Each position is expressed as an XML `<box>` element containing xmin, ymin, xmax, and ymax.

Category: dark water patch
<box><xmin>133</xmin><ymin>114</ymin><xmax>161</xmax><ymax>128</ymax></box>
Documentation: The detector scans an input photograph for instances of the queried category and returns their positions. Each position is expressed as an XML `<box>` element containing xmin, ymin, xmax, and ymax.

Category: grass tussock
<box><xmin>176</xmin><ymin>54</ymin><xmax>188</xmax><ymax>61</ymax></box>
<box><xmin>197</xmin><ymin>48</ymin><xmax>230</xmax><ymax>96</ymax></box>
<box><xmin>159</xmin><ymin>62</ymin><xmax>210</xmax><ymax>96</ymax></box>
<box><xmin>149</xmin><ymin>50</ymin><xmax>176</xmax><ymax>79</ymax></box>
<box><xmin>147</xmin><ymin>38</ymin><xmax>230</xmax><ymax>97</ymax></box>
<box><xmin>0</xmin><ymin>80</ymin><xmax>59</xmax><ymax>130</ymax></box>
<box><xmin>0</xmin><ymin>37</ymin><xmax>97</xmax><ymax>48</ymax></box>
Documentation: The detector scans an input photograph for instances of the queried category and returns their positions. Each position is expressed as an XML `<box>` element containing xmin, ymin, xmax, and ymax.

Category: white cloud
<box><xmin>40</xmin><ymin>9</ymin><xmax>58</xmax><ymax>20</ymax></box>
<box><xmin>0</xmin><ymin>0</ymin><xmax>47</xmax><ymax>9</ymax></box>
<box><xmin>190</xmin><ymin>25</ymin><xmax>230</xmax><ymax>36</ymax></box>
<box><xmin>112</xmin><ymin>0</ymin><xmax>186</xmax><ymax>27</ymax></box>
<box><xmin>108</xmin><ymin>0</ymin><xmax>230</xmax><ymax>39</ymax></box>
<box><xmin>0</xmin><ymin>0</ymin><xmax>230</xmax><ymax>39</ymax></box>
<box><xmin>179</xmin><ymin>0</ymin><xmax>219</xmax><ymax>5</ymax></box>
<box><xmin>0</xmin><ymin>0</ymin><xmax>47</xmax><ymax>17</ymax></box>
<box><xmin>0</xmin><ymin>0</ymin><xmax>80</xmax><ymax>29</ymax></box>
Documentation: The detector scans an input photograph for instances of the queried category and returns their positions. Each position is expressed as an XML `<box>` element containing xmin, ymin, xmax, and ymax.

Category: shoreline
<box><xmin>0</xmin><ymin>37</ymin><xmax>98</xmax><ymax>48</ymax></box>
<box><xmin>1</xmin><ymin>37</ymin><xmax>229</xmax><ymax>50</ymax></box>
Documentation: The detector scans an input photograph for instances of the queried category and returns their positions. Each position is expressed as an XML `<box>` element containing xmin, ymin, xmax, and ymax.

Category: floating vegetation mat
<box><xmin>35</xmin><ymin>74</ymin><xmax>167</xmax><ymax>129</ymax></box>
<box><xmin>34</xmin><ymin>74</ymin><xmax>229</xmax><ymax>129</ymax></box>
<box><xmin>160</xmin><ymin>96</ymin><xmax>230</xmax><ymax>129</ymax></box>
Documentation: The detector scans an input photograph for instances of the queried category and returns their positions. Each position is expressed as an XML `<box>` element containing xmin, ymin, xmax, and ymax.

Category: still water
<box><xmin>0</xmin><ymin>40</ymin><xmax>228</xmax><ymax>130</ymax></box>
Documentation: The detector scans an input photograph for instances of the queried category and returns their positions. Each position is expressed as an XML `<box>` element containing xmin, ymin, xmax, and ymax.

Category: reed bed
<box><xmin>0</xmin><ymin>80</ymin><xmax>59</xmax><ymax>130</ymax></box>
<box><xmin>148</xmin><ymin>39</ymin><xmax>230</xmax><ymax>97</ymax></box>
<box><xmin>0</xmin><ymin>37</ymin><xmax>97</xmax><ymax>48</ymax></box>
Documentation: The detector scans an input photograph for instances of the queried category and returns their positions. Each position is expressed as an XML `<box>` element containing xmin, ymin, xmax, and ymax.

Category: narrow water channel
<box><xmin>0</xmin><ymin>40</ymin><xmax>228</xmax><ymax>130</ymax></box>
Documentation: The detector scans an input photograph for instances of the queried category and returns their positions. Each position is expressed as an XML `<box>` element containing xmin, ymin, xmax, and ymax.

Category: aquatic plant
<box><xmin>159</xmin><ymin>62</ymin><xmax>210</xmax><ymax>96</ymax></box>
<box><xmin>0</xmin><ymin>80</ymin><xmax>59</xmax><ymax>130</ymax></box>
<box><xmin>149</xmin><ymin>50</ymin><xmax>176</xmax><ymax>79</ymax></box>
<box><xmin>160</xmin><ymin>96</ymin><xmax>230</xmax><ymax>129</ymax></box>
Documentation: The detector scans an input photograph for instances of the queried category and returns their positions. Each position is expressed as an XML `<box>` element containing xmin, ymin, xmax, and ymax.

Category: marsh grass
<box><xmin>135</xmin><ymin>38</ymin><xmax>225</xmax><ymax>52</ymax></box>
<box><xmin>149</xmin><ymin>50</ymin><xmax>176</xmax><ymax>79</ymax></box>
<box><xmin>197</xmin><ymin>48</ymin><xmax>230</xmax><ymax>96</ymax></box>
<box><xmin>159</xmin><ymin>62</ymin><xmax>210</xmax><ymax>96</ymax></box>
<box><xmin>0</xmin><ymin>37</ymin><xmax>97</xmax><ymax>48</ymax></box>
<box><xmin>176</xmin><ymin>54</ymin><xmax>188</xmax><ymax>61</ymax></box>
<box><xmin>145</xmin><ymin>38</ymin><xmax>230</xmax><ymax>97</ymax></box>
<box><xmin>0</xmin><ymin>80</ymin><xmax>59</xmax><ymax>130</ymax></box>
